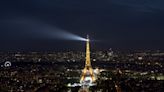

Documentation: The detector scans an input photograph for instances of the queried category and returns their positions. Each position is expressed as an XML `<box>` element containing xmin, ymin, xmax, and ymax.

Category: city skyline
<box><xmin>0</xmin><ymin>1</ymin><xmax>164</xmax><ymax>91</ymax></box>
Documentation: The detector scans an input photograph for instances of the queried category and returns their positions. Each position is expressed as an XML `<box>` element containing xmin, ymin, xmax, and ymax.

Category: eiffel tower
<box><xmin>80</xmin><ymin>35</ymin><xmax>95</xmax><ymax>84</ymax></box>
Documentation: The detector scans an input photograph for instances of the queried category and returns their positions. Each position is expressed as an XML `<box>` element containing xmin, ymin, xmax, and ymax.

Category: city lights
<box><xmin>0</xmin><ymin>0</ymin><xmax>164</xmax><ymax>92</ymax></box>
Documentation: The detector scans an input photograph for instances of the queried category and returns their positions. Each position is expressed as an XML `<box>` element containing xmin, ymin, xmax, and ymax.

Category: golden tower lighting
<box><xmin>80</xmin><ymin>35</ymin><xmax>95</xmax><ymax>84</ymax></box>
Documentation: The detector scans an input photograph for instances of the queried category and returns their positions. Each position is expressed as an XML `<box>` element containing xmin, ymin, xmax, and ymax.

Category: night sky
<box><xmin>0</xmin><ymin>0</ymin><xmax>164</xmax><ymax>51</ymax></box>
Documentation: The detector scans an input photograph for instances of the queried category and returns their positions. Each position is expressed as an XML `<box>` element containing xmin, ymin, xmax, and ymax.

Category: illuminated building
<box><xmin>80</xmin><ymin>35</ymin><xmax>96</xmax><ymax>84</ymax></box>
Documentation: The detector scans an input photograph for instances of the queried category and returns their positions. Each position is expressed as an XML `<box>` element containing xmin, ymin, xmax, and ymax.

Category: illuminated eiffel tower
<box><xmin>80</xmin><ymin>35</ymin><xmax>95</xmax><ymax>84</ymax></box>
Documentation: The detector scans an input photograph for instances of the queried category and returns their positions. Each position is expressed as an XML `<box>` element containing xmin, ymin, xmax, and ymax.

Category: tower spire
<box><xmin>86</xmin><ymin>35</ymin><xmax>91</xmax><ymax>66</ymax></box>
